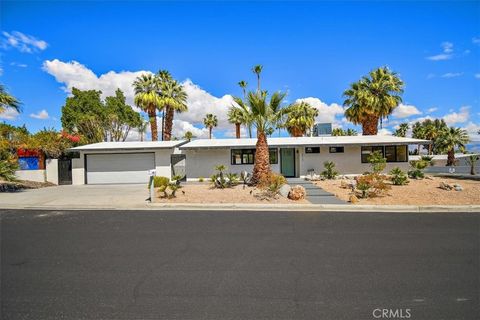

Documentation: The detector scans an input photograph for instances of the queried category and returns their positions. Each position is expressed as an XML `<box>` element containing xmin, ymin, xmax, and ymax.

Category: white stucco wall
<box><xmin>46</xmin><ymin>159</ymin><xmax>59</xmax><ymax>185</ymax></box>
<box><xmin>15</xmin><ymin>170</ymin><xmax>46</xmax><ymax>182</ymax></box>
<box><xmin>72</xmin><ymin>157</ymin><xmax>84</xmax><ymax>185</ymax></box>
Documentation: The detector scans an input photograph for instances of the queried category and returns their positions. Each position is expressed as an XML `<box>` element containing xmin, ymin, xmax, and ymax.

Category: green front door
<box><xmin>280</xmin><ymin>148</ymin><xmax>295</xmax><ymax>177</ymax></box>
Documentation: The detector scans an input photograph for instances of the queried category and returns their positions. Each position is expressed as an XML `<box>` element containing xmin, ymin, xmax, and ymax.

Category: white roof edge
<box><xmin>70</xmin><ymin>140</ymin><xmax>187</xmax><ymax>151</ymax></box>
<box><xmin>179</xmin><ymin>136</ymin><xmax>432</xmax><ymax>149</ymax></box>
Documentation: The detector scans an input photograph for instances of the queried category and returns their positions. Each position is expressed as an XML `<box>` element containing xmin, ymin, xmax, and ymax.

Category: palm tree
<box><xmin>183</xmin><ymin>131</ymin><xmax>195</xmax><ymax>141</ymax></box>
<box><xmin>133</xmin><ymin>74</ymin><xmax>161</xmax><ymax>141</ymax></box>
<box><xmin>137</xmin><ymin>119</ymin><xmax>148</xmax><ymax>142</ymax></box>
<box><xmin>157</xmin><ymin>70</ymin><xmax>188</xmax><ymax>141</ymax></box>
<box><xmin>228</xmin><ymin>107</ymin><xmax>245</xmax><ymax>139</ymax></box>
<box><xmin>346</xmin><ymin>128</ymin><xmax>358</xmax><ymax>136</ymax></box>
<box><xmin>0</xmin><ymin>84</ymin><xmax>21</xmax><ymax>114</ymax></box>
<box><xmin>252</xmin><ymin>65</ymin><xmax>263</xmax><ymax>92</ymax></box>
<box><xmin>238</xmin><ymin>80</ymin><xmax>248</xmax><ymax>98</ymax></box>
<box><xmin>284</xmin><ymin>102</ymin><xmax>318</xmax><ymax>137</ymax></box>
<box><xmin>203</xmin><ymin>113</ymin><xmax>218</xmax><ymax>139</ymax></box>
<box><xmin>233</xmin><ymin>90</ymin><xmax>287</xmax><ymax>183</ymax></box>
<box><xmin>343</xmin><ymin>67</ymin><xmax>404</xmax><ymax>135</ymax></box>
<box><xmin>437</xmin><ymin>127</ymin><xmax>469</xmax><ymax>166</ymax></box>
<box><xmin>393</xmin><ymin>123</ymin><xmax>409</xmax><ymax>137</ymax></box>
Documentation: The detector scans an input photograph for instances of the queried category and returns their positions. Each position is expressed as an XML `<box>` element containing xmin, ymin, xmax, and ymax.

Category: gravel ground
<box><xmin>314</xmin><ymin>176</ymin><xmax>480</xmax><ymax>205</ymax></box>
<box><xmin>155</xmin><ymin>183</ymin><xmax>309</xmax><ymax>204</ymax></box>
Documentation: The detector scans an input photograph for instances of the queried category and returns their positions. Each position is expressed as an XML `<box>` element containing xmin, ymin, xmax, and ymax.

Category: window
<box><xmin>269</xmin><ymin>149</ymin><xmax>278</xmax><ymax>164</ymax></box>
<box><xmin>231</xmin><ymin>148</ymin><xmax>278</xmax><ymax>165</ymax></box>
<box><xmin>329</xmin><ymin>146</ymin><xmax>344</xmax><ymax>153</ymax></box>
<box><xmin>361</xmin><ymin>145</ymin><xmax>408</xmax><ymax>163</ymax></box>
<box><xmin>305</xmin><ymin>147</ymin><xmax>320</xmax><ymax>153</ymax></box>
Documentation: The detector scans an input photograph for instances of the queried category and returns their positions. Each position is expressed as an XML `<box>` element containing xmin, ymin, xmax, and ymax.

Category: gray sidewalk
<box><xmin>287</xmin><ymin>178</ymin><xmax>348</xmax><ymax>205</ymax></box>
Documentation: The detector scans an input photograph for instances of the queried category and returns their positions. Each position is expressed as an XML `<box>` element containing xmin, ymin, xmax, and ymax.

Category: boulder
<box><xmin>454</xmin><ymin>184</ymin><xmax>463</xmax><ymax>191</ymax></box>
<box><xmin>439</xmin><ymin>182</ymin><xmax>453</xmax><ymax>191</ymax></box>
<box><xmin>288</xmin><ymin>185</ymin><xmax>306</xmax><ymax>201</ymax></box>
<box><xmin>349</xmin><ymin>194</ymin><xmax>359</xmax><ymax>204</ymax></box>
<box><xmin>278</xmin><ymin>184</ymin><xmax>291</xmax><ymax>198</ymax></box>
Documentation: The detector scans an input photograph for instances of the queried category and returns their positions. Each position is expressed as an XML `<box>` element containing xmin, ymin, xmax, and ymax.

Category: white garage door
<box><xmin>86</xmin><ymin>153</ymin><xmax>155</xmax><ymax>184</ymax></box>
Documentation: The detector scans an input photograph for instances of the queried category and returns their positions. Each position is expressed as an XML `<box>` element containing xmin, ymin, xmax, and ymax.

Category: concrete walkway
<box><xmin>287</xmin><ymin>178</ymin><xmax>347</xmax><ymax>204</ymax></box>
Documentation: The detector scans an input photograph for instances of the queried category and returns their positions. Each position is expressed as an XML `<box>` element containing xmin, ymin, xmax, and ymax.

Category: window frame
<box><xmin>231</xmin><ymin>148</ymin><xmax>278</xmax><ymax>165</ymax></box>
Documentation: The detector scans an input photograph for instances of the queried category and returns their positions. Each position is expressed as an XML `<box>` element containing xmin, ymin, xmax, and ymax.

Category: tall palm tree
<box><xmin>0</xmin><ymin>84</ymin><xmax>21</xmax><ymax>114</ymax></box>
<box><xmin>284</xmin><ymin>102</ymin><xmax>318</xmax><ymax>137</ymax></box>
<box><xmin>157</xmin><ymin>71</ymin><xmax>188</xmax><ymax>141</ymax></box>
<box><xmin>238</xmin><ymin>80</ymin><xmax>248</xmax><ymax>98</ymax></box>
<box><xmin>343</xmin><ymin>67</ymin><xmax>404</xmax><ymax>135</ymax></box>
<box><xmin>133</xmin><ymin>74</ymin><xmax>161</xmax><ymax>141</ymax></box>
<box><xmin>228</xmin><ymin>107</ymin><xmax>245</xmax><ymax>139</ymax></box>
<box><xmin>437</xmin><ymin>127</ymin><xmax>469</xmax><ymax>166</ymax></box>
<box><xmin>203</xmin><ymin>114</ymin><xmax>218</xmax><ymax>139</ymax></box>
<box><xmin>233</xmin><ymin>90</ymin><xmax>287</xmax><ymax>183</ymax></box>
<box><xmin>252</xmin><ymin>65</ymin><xmax>263</xmax><ymax>92</ymax></box>
<box><xmin>393</xmin><ymin>123</ymin><xmax>409</xmax><ymax>137</ymax></box>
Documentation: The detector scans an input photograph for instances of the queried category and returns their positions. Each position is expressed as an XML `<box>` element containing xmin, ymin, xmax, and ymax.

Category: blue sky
<box><xmin>1</xmin><ymin>1</ymin><xmax>479</xmax><ymax>141</ymax></box>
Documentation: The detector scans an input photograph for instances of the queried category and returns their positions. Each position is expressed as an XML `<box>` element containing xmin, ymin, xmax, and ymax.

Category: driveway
<box><xmin>1</xmin><ymin>210</ymin><xmax>478</xmax><ymax>319</ymax></box>
<box><xmin>0</xmin><ymin>184</ymin><xmax>150</xmax><ymax>209</ymax></box>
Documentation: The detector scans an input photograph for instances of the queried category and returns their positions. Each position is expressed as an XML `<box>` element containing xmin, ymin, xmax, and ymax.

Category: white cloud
<box><xmin>377</xmin><ymin>128</ymin><xmax>393</xmax><ymax>136</ymax></box>
<box><xmin>172</xmin><ymin>119</ymin><xmax>210</xmax><ymax>139</ymax></box>
<box><xmin>391</xmin><ymin>103</ymin><xmax>422</xmax><ymax>118</ymax></box>
<box><xmin>426</xmin><ymin>41</ymin><xmax>454</xmax><ymax>61</ymax></box>
<box><xmin>441</xmin><ymin>72</ymin><xmax>463</xmax><ymax>78</ymax></box>
<box><xmin>427</xmin><ymin>107</ymin><xmax>438</xmax><ymax>113</ymax></box>
<box><xmin>442</xmin><ymin>106</ymin><xmax>470</xmax><ymax>125</ymax></box>
<box><xmin>1</xmin><ymin>31</ymin><xmax>48</xmax><ymax>53</ymax></box>
<box><xmin>10</xmin><ymin>62</ymin><xmax>28</xmax><ymax>68</ymax></box>
<box><xmin>463</xmin><ymin>122</ymin><xmax>480</xmax><ymax>142</ymax></box>
<box><xmin>475</xmin><ymin>74</ymin><xmax>480</xmax><ymax>79</ymax></box>
<box><xmin>0</xmin><ymin>108</ymin><xmax>20</xmax><ymax>120</ymax></box>
<box><xmin>29</xmin><ymin>109</ymin><xmax>49</xmax><ymax>119</ymax></box>
<box><xmin>294</xmin><ymin>97</ymin><xmax>344</xmax><ymax>126</ymax></box>
<box><xmin>473</xmin><ymin>37</ymin><xmax>480</xmax><ymax>45</ymax></box>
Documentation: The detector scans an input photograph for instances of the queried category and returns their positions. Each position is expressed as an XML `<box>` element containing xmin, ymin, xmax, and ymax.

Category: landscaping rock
<box><xmin>454</xmin><ymin>184</ymin><xmax>463</xmax><ymax>191</ymax></box>
<box><xmin>288</xmin><ymin>185</ymin><xmax>306</xmax><ymax>200</ymax></box>
<box><xmin>349</xmin><ymin>194</ymin><xmax>359</xmax><ymax>204</ymax></box>
<box><xmin>278</xmin><ymin>184</ymin><xmax>291</xmax><ymax>198</ymax></box>
<box><xmin>439</xmin><ymin>182</ymin><xmax>453</xmax><ymax>191</ymax></box>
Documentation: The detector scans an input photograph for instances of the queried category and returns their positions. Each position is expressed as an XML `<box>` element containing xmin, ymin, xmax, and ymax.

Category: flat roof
<box><xmin>180</xmin><ymin>136</ymin><xmax>431</xmax><ymax>149</ymax></box>
<box><xmin>70</xmin><ymin>140</ymin><xmax>186</xmax><ymax>151</ymax></box>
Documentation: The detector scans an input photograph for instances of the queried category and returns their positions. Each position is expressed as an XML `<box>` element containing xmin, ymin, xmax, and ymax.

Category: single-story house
<box><xmin>179</xmin><ymin>136</ymin><xmax>430</xmax><ymax>179</ymax></box>
<box><xmin>15</xmin><ymin>135</ymin><xmax>431</xmax><ymax>185</ymax></box>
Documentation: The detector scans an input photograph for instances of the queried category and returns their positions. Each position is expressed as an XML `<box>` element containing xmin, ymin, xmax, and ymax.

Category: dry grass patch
<box><xmin>314</xmin><ymin>176</ymin><xmax>480</xmax><ymax>205</ymax></box>
<box><xmin>155</xmin><ymin>183</ymin><xmax>309</xmax><ymax>204</ymax></box>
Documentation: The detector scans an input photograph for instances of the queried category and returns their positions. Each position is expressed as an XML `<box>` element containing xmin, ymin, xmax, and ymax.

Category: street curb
<box><xmin>2</xmin><ymin>203</ymin><xmax>479</xmax><ymax>213</ymax></box>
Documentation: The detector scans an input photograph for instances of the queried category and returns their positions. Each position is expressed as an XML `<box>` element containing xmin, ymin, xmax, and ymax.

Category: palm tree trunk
<box><xmin>361</xmin><ymin>115</ymin><xmax>379</xmax><ymax>135</ymax></box>
<box><xmin>447</xmin><ymin>149</ymin><xmax>455</xmax><ymax>166</ymax></box>
<box><xmin>148</xmin><ymin>107</ymin><xmax>158</xmax><ymax>141</ymax></box>
<box><xmin>248</xmin><ymin>125</ymin><xmax>252</xmax><ymax>138</ymax></box>
<box><xmin>257</xmin><ymin>75</ymin><xmax>260</xmax><ymax>92</ymax></box>
<box><xmin>428</xmin><ymin>144</ymin><xmax>432</xmax><ymax>155</ymax></box>
<box><xmin>161</xmin><ymin>111</ymin><xmax>165</xmax><ymax>141</ymax></box>
<box><xmin>164</xmin><ymin>106</ymin><xmax>174</xmax><ymax>141</ymax></box>
<box><xmin>235</xmin><ymin>123</ymin><xmax>241</xmax><ymax>139</ymax></box>
<box><xmin>252</xmin><ymin>131</ymin><xmax>271</xmax><ymax>184</ymax></box>
<box><xmin>209</xmin><ymin>127</ymin><xmax>212</xmax><ymax>139</ymax></box>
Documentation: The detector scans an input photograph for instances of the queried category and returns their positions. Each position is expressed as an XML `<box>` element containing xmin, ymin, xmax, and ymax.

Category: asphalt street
<box><xmin>0</xmin><ymin>209</ymin><xmax>479</xmax><ymax>320</ymax></box>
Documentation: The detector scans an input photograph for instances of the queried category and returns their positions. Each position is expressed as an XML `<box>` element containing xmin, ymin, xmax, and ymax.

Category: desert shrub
<box><xmin>288</xmin><ymin>185</ymin><xmax>306</xmax><ymax>200</ymax></box>
<box><xmin>355</xmin><ymin>173</ymin><xmax>390</xmax><ymax>198</ymax></box>
<box><xmin>368</xmin><ymin>151</ymin><xmax>387</xmax><ymax>173</ymax></box>
<box><xmin>240</xmin><ymin>170</ymin><xmax>252</xmax><ymax>188</ymax></box>
<box><xmin>420</xmin><ymin>155</ymin><xmax>434</xmax><ymax>166</ymax></box>
<box><xmin>389</xmin><ymin>167</ymin><xmax>409</xmax><ymax>186</ymax></box>
<box><xmin>153</xmin><ymin>176</ymin><xmax>170</xmax><ymax>188</ymax></box>
<box><xmin>258</xmin><ymin>172</ymin><xmax>287</xmax><ymax>194</ymax></box>
<box><xmin>408</xmin><ymin>159</ymin><xmax>429</xmax><ymax>179</ymax></box>
<box><xmin>154</xmin><ymin>175</ymin><xmax>183</xmax><ymax>198</ymax></box>
<box><xmin>321</xmin><ymin>161</ymin><xmax>338</xmax><ymax>179</ymax></box>
<box><xmin>198</xmin><ymin>176</ymin><xmax>204</xmax><ymax>182</ymax></box>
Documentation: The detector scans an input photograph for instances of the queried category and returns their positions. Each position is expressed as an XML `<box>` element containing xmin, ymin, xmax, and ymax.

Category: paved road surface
<box><xmin>1</xmin><ymin>209</ymin><xmax>479</xmax><ymax>319</ymax></box>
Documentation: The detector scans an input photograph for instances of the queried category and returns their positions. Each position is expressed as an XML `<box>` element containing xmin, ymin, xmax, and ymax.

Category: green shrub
<box><xmin>390</xmin><ymin>167</ymin><xmax>409</xmax><ymax>186</ymax></box>
<box><xmin>211</xmin><ymin>164</ymin><xmax>237</xmax><ymax>188</ymax></box>
<box><xmin>198</xmin><ymin>176</ymin><xmax>204</xmax><ymax>182</ymax></box>
<box><xmin>153</xmin><ymin>176</ymin><xmax>169</xmax><ymax>188</ymax></box>
<box><xmin>321</xmin><ymin>161</ymin><xmax>338</xmax><ymax>179</ymax></box>
<box><xmin>355</xmin><ymin>173</ymin><xmax>391</xmax><ymax>198</ymax></box>
<box><xmin>408</xmin><ymin>159</ymin><xmax>429</xmax><ymax>179</ymax></box>
<box><xmin>368</xmin><ymin>151</ymin><xmax>387</xmax><ymax>173</ymax></box>
<box><xmin>152</xmin><ymin>175</ymin><xmax>183</xmax><ymax>198</ymax></box>
<box><xmin>0</xmin><ymin>150</ymin><xmax>18</xmax><ymax>182</ymax></box>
